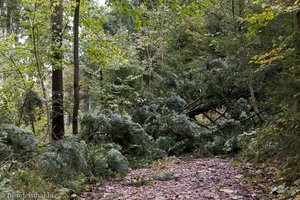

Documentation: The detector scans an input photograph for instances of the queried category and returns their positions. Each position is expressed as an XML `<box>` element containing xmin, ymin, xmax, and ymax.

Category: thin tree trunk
<box><xmin>238</xmin><ymin>0</ymin><xmax>245</xmax><ymax>19</ymax></box>
<box><xmin>51</xmin><ymin>0</ymin><xmax>64</xmax><ymax>140</ymax></box>
<box><xmin>14</xmin><ymin>13</ymin><xmax>20</xmax><ymax>43</ymax></box>
<box><xmin>249</xmin><ymin>77</ymin><xmax>265</xmax><ymax>122</ymax></box>
<box><xmin>232</xmin><ymin>0</ymin><xmax>235</xmax><ymax>20</ymax></box>
<box><xmin>146</xmin><ymin>46</ymin><xmax>152</xmax><ymax>88</ymax></box>
<box><xmin>0</xmin><ymin>0</ymin><xmax>5</xmax><ymax>36</ymax></box>
<box><xmin>32</xmin><ymin>25</ymin><xmax>52</xmax><ymax>139</ymax></box>
<box><xmin>6</xmin><ymin>0</ymin><xmax>12</xmax><ymax>36</ymax></box>
<box><xmin>17</xmin><ymin>93</ymin><xmax>28</xmax><ymax>126</ymax></box>
<box><xmin>238</xmin><ymin>0</ymin><xmax>245</xmax><ymax>31</ymax></box>
<box><xmin>72</xmin><ymin>0</ymin><xmax>80</xmax><ymax>135</ymax></box>
<box><xmin>31</xmin><ymin>119</ymin><xmax>36</xmax><ymax>135</ymax></box>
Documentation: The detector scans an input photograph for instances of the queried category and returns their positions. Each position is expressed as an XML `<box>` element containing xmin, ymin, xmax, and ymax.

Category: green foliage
<box><xmin>154</xmin><ymin>136</ymin><xmax>174</xmax><ymax>153</ymax></box>
<box><xmin>0</xmin><ymin>126</ymin><xmax>37</xmax><ymax>157</ymax></box>
<box><xmin>81</xmin><ymin>110</ymin><xmax>152</xmax><ymax>155</ymax></box>
<box><xmin>9</xmin><ymin>170</ymin><xmax>63</xmax><ymax>197</ymax></box>
<box><xmin>164</xmin><ymin>96</ymin><xmax>187</xmax><ymax>112</ymax></box>
<box><xmin>148</xmin><ymin>148</ymin><xmax>168</xmax><ymax>160</ymax></box>
<box><xmin>204</xmin><ymin>136</ymin><xmax>226</xmax><ymax>155</ymax></box>
<box><xmin>140</xmin><ymin>106</ymin><xmax>211</xmax><ymax>155</ymax></box>
<box><xmin>49</xmin><ymin>141</ymin><xmax>128</xmax><ymax>181</ymax></box>
<box><xmin>238</xmin><ymin>113</ymin><xmax>300</xmax><ymax>183</ymax></box>
<box><xmin>85</xmin><ymin>144</ymin><xmax>110</xmax><ymax>178</ymax></box>
<box><xmin>0</xmin><ymin>158</ymin><xmax>71</xmax><ymax>199</ymax></box>
<box><xmin>37</xmin><ymin>138</ymin><xmax>88</xmax><ymax>183</ymax></box>
<box><xmin>35</xmin><ymin>137</ymin><xmax>131</xmax><ymax>189</ymax></box>
<box><xmin>107</xmin><ymin>149</ymin><xmax>130</xmax><ymax>175</ymax></box>
<box><xmin>0</xmin><ymin>141</ymin><xmax>12</xmax><ymax>161</ymax></box>
<box><xmin>195</xmin><ymin>117</ymin><xmax>253</xmax><ymax>155</ymax></box>
<box><xmin>152</xmin><ymin>172</ymin><xmax>177</xmax><ymax>181</ymax></box>
<box><xmin>19</xmin><ymin>90</ymin><xmax>43</xmax><ymax>126</ymax></box>
<box><xmin>132</xmin><ymin>104</ymin><xmax>155</xmax><ymax>125</ymax></box>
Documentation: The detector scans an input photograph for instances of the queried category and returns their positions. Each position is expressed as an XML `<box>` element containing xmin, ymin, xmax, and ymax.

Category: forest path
<box><xmin>81</xmin><ymin>157</ymin><xmax>266</xmax><ymax>200</ymax></box>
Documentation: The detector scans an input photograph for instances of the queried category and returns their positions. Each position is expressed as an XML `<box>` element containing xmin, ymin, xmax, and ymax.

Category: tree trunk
<box><xmin>32</xmin><ymin>25</ymin><xmax>52</xmax><ymax>140</ymax></box>
<box><xmin>238</xmin><ymin>0</ymin><xmax>245</xmax><ymax>19</ymax></box>
<box><xmin>6</xmin><ymin>0</ymin><xmax>12</xmax><ymax>36</ymax></box>
<box><xmin>0</xmin><ymin>0</ymin><xmax>5</xmax><ymax>35</ymax></box>
<box><xmin>145</xmin><ymin>46</ymin><xmax>153</xmax><ymax>88</ymax></box>
<box><xmin>232</xmin><ymin>0</ymin><xmax>235</xmax><ymax>20</ymax></box>
<box><xmin>14</xmin><ymin>10</ymin><xmax>20</xmax><ymax>43</ymax></box>
<box><xmin>249</xmin><ymin>77</ymin><xmax>265</xmax><ymax>123</ymax></box>
<box><xmin>238</xmin><ymin>0</ymin><xmax>245</xmax><ymax>31</ymax></box>
<box><xmin>72</xmin><ymin>0</ymin><xmax>80</xmax><ymax>135</ymax></box>
<box><xmin>31</xmin><ymin>119</ymin><xmax>36</xmax><ymax>135</ymax></box>
<box><xmin>51</xmin><ymin>0</ymin><xmax>64</xmax><ymax>141</ymax></box>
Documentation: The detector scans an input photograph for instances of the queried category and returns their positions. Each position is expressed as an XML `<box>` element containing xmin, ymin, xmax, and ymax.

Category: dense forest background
<box><xmin>0</xmin><ymin>0</ymin><xmax>299</xmax><ymax>199</ymax></box>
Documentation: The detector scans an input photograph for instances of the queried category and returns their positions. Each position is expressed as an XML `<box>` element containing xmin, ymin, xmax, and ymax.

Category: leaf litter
<box><xmin>80</xmin><ymin>157</ymin><xmax>268</xmax><ymax>200</ymax></box>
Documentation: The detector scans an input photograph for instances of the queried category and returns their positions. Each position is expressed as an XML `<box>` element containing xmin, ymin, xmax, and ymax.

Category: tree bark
<box><xmin>72</xmin><ymin>0</ymin><xmax>80</xmax><ymax>135</ymax></box>
<box><xmin>51</xmin><ymin>0</ymin><xmax>64</xmax><ymax>140</ymax></box>
<box><xmin>6</xmin><ymin>0</ymin><xmax>12</xmax><ymax>36</ymax></box>
<box><xmin>232</xmin><ymin>0</ymin><xmax>235</xmax><ymax>20</ymax></box>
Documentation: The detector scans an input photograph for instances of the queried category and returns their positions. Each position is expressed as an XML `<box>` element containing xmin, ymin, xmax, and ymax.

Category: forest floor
<box><xmin>80</xmin><ymin>156</ymin><xmax>274</xmax><ymax>200</ymax></box>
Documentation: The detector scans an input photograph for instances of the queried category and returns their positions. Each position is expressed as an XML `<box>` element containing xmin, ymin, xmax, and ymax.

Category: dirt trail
<box><xmin>81</xmin><ymin>157</ymin><xmax>266</xmax><ymax>200</ymax></box>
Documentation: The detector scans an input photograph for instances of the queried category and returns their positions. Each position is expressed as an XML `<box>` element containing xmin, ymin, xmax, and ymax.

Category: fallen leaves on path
<box><xmin>81</xmin><ymin>157</ymin><xmax>267</xmax><ymax>200</ymax></box>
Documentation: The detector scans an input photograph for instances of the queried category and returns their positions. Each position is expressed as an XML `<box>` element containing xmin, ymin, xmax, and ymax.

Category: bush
<box><xmin>204</xmin><ymin>136</ymin><xmax>226</xmax><ymax>155</ymax></box>
<box><xmin>37</xmin><ymin>138</ymin><xmax>88</xmax><ymax>183</ymax></box>
<box><xmin>238</xmin><ymin>114</ymin><xmax>300</xmax><ymax>183</ymax></box>
<box><xmin>107</xmin><ymin>149</ymin><xmax>130</xmax><ymax>175</ymax></box>
<box><xmin>143</xmin><ymin>108</ymin><xmax>211</xmax><ymax>155</ymax></box>
<box><xmin>149</xmin><ymin>148</ymin><xmax>168</xmax><ymax>160</ymax></box>
<box><xmin>132</xmin><ymin>105</ymin><xmax>151</xmax><ymax>125</ymax></box>
<box><xmin>0</xmin><ymin>139</ymin><xmax>12</xmax><ymax>161</ymax></box>
<box><xmin>85</xmin><ymin>144</ymin><xmax>110</xmax><ymax>179</ymax></box>
<box><xmin>132</xmin><ymin>104</ymin><xmax>158</xmax><ymax>125</ymax></box>
<box><xmin>0</xmin><ymin>126</ymin><xmax>37</xmax><ymax>160</ymax></box>
<box><xmin>198</xmin><ymin>118</ymin><xmax>251</xmax><ymax>155</ymax></box>
<box><xmin>155</xmin><ymin>136</ymin><xmax>175</xmax><ymax>152</ymax></box>
<box><xmin>231</xmin><ymin>98</ymin><xmax>252</xmax><ymax>120</ymax></box>
<box><xmin>81</xmin><ymin>110</ymin><xmax>152</xmax><ymax>155</ymax></box>
<box><xmin>36</xmin><ymin>136</ymin><xmax>132</xmax><ymax>187</ymax></box>
<box><xmin>164</xmin><ymin>73</ymin><xmax>182</xmax><ymax>89</ymax></box>
<box><xmin>85</xmin><ymin>143</ymin><xmax>130</xmax><ymax>178</ymax></box>
<box><xmin>164</xmin><ymin>96</ymin><xmax>187</xmax><ymax>112</ymax></box>
<box><xmin>223</xmin><ymin>136</ymin><xmax>239</xmax><ymax>153</ymax></box>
